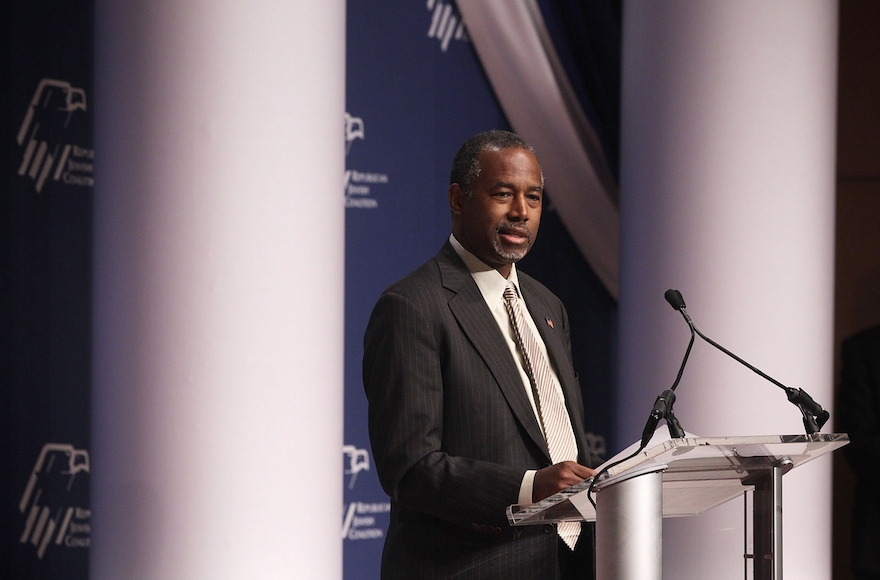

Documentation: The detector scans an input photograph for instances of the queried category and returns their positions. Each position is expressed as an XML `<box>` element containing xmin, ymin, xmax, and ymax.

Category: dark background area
<box><xmin>833</xmin><ymin>1</ymin><xmax>880</xmax><ymax>578</ymax></box>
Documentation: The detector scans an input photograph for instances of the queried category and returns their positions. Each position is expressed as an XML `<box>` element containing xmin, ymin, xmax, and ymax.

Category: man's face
<box><xmin>450</xmin><ymin>147</ymin><xmax>543</xmax><ymax>277</ymax></box>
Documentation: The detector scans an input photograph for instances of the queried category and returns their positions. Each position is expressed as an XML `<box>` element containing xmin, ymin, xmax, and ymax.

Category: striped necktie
<box><xmin>503</xmin><ymin>281</ymin><xmax>580</xmax><ymax>549</ymax></box>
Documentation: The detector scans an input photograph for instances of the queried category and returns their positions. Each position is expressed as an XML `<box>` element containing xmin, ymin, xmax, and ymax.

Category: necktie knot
<box><xmin>503</xmin><ymin>282</ymin><xmax>518</xmax><ymax>303</ymax></box>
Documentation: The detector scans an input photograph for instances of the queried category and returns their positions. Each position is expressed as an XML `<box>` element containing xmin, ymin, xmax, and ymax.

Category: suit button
<box><xmin>471</xmin><ymin>523</ymin><xmax>480</xmax><ymax>531</ymax></box>
<box><xmin>543</xmin><ymin>524</ymin><xmax>554</xmax><ymax>535</ymax></box>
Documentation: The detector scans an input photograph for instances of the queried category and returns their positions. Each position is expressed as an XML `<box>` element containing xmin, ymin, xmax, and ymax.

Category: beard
<box><xmin>492</xmin><ymin>221</ymin><xmax>533</xmax><ymax>262</ymax></box>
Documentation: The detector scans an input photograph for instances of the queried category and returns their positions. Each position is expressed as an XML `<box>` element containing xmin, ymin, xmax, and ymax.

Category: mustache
<box><xmin>495</xmin><ymin>222</ymin><xmax>532</xmax><ymax>241</ymax></box>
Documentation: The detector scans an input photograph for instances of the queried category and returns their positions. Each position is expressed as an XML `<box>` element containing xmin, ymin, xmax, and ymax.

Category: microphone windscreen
<box><xmin>664</xmin><ymin>289</ymin><xmax>686</xmax><ymax>310</ymax></box>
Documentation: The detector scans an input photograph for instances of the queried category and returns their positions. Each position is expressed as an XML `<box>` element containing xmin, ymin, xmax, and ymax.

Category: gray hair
<box><xmin>449</xmin><ymin>130</ymin><xmax>541</xmax><ymax>195</ymax></box>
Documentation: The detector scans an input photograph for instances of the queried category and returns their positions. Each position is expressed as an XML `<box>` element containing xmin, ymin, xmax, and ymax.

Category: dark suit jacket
<box><xmin>363</xmin><ymin>242</ymin><xmax>598</xmax><ymax>579</ymax></box>
<box><xmin>839</xmin><ymin>324</ymin><xmax>880</xmax><ymax>573</ymax></box>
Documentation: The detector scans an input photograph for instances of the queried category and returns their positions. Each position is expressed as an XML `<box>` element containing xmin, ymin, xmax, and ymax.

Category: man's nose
<box><xmin>507</xmin><ymin>194</ymin><xmax>529</xmax><ymax>220</ymax></box>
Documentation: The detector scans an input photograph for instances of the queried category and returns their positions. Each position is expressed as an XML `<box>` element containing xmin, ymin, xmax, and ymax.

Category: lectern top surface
<box><xmin>507</xmin><ymin>432</ymin><xmax>849</xmax><ymax>526</ymax></box>
<box><xmin>600</xmin><ymin>432</ymin><xmax>849</xmax><ymax>486</ymax></box>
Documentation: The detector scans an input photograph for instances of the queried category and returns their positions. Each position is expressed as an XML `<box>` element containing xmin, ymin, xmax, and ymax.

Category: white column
<box><xmin>619</xmin><ymin>1</ymin><xmax>838</xmax><ymax>578</ymax></box>
<box><xmin>91</xmin><ymin>1</ymin><xmax>345</xmax><ymax>578</ymax></box>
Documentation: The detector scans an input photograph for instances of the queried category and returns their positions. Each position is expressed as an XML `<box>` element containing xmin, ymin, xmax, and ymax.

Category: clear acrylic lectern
<box><xmin>507</xmin><ymin>433</ymin><xmax>849</xmax><ymax>580</ymax></box>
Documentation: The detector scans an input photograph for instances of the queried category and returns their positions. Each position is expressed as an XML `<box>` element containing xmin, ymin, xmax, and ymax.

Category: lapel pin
<box><xmin>545</xmin><ymin>317</ymin><xmax>554</xmax><ymax>328</ymax></box>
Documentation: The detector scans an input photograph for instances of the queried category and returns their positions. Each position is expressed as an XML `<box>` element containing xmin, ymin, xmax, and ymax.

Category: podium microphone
<box><xmin>635</xmin><ymin>291</ymin><xmax>696</xmax><ymax>448</ymax></box>
<box><xmin>640</xmin><ymin>389</ymin><xmax>682</xmax><ymax>448</ymax></box>
<box><xmin>664</xmin><ymin>289</ymin><xmax>830</xmax><ymax>435</ymax></box>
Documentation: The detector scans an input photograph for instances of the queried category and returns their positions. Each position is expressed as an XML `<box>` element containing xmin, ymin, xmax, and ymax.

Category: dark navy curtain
<box><xmin>536</xmin><ymin>0</ymin><xmax>622</xmax><ymax>180</ymax></box>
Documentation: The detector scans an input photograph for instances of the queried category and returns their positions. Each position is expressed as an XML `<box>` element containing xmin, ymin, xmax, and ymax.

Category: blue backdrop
<box><xmin>2</xmin><ymin>1</ymin><xmax>94</xmax><ymax>578</ymax></box>
<box><xmin>343</xmin><ymin>2</ymin><xmax>617</xmax><ymax>578</ymax></box>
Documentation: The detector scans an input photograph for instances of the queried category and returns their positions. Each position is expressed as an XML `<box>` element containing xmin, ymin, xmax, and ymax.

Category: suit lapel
<box><xmin>435</xmin><ymin>244</ymin><xmax>550</xmax><ymax>460</ymax></box>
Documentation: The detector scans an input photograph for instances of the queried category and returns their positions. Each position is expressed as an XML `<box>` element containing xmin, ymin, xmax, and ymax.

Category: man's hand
<box><xmin>532</xmin><ymin>461</ymin><xmax>596</xmax><ymax>503</ymax></box>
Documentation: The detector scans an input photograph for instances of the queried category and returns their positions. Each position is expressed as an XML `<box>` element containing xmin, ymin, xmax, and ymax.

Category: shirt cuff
<box><xmin>518</xmin><ymin>469</ymin><xmax>537</xmax><ymax>505</ymax></box>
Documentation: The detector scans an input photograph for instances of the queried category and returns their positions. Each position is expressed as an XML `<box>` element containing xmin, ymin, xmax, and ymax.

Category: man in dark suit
<box><xmin>839</xmin><ymin>324</ymin><xmax>880</xmax><ymax>580</ymax></box>
<box><xmin>363</xmin><ymin>131</ymin><xmax>600</xmax><ymax>579</ymax></box>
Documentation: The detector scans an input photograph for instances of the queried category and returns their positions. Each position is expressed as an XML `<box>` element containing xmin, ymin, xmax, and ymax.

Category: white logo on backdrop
<box><xmin>426</xmin><ymin>0</ymin><xmax>468</xmax><ymax>52</ymax></box>
<box><xmin>344</xmin><ymin>169</ymin><xmax>387</xmax><ymax>209</ymax></box>
<box><xmin>343</xmin><ymin>112</ymin><xmax>387</xmax><ymax>210</ymax></box>
<box><xmin>585</xmin><ymin>432</ymin><xmax>607</xmax><ymax>459</ymax></box>
<box><xmin>345</xmin><ymin>112</ymin><xmax>365</xmax><ymax>155</ymax></box>
<box><xmin>343</xmin><ymin>444</ymin><xmax>370</xmax><ymax>490</ymax></box>
<box><xmin>17</xmin><ymin>79</ymin><xmax>94</xmax><ymax>193</ymax></box>
<box><xmin>19</xmin><ymin>443</ymin><xmax>91</xmax><ymax>559</ymax></box>
<box><xmin>342</xmin><ymin>444</ymin><xmax>389</xmax><ymax>541</ymax></box>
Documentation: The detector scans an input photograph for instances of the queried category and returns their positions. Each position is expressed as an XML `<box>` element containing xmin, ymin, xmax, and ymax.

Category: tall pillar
<box><xmin>91</xmin><ymin>1</ymin><xmax>345</xmax><ymax>578</ymax></box>
<box><xmin>619</xmin><ymin>1</ymin><xmax>838</xmax><ymax>578</ymax></box>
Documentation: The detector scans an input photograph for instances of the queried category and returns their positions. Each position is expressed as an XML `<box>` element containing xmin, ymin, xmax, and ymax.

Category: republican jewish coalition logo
<box><xmin>343</xmin><ymin>112</ymin><xmax>387</xmax><ymax>209</ymax></box>
<box><xmin>341</xmin><ymin>444</ymin><xmax>389</xmax><ymax>541</ymax></box>
<box><xmin>426</xmin><ymin>0</ymin><xmax>468</xmax><ymax>52</ymax></box>
<box><xmin>343</xmin><ymin>444</ymin><xmax>370</xmax><ymax>490</ymax></box>
<box><xmin>345</xmin><ymin>112</ymin><xmax>364</xmax><ymax>155</ymax></box>
<box><xmin>16</xmin><ymin>78</ymin><xmax>94</xmax><ymax>193</ymax></box>
<box><xmin>19</xmin><ymin>443</ymin><xmax>91</xmax><ymax>559</ymax></box>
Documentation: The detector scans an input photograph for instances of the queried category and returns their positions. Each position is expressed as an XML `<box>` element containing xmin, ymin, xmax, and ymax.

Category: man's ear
<box><xmin>448</xmin><ymin>183</ymin><xmax>465</xmax><ymax>215</ymax></box>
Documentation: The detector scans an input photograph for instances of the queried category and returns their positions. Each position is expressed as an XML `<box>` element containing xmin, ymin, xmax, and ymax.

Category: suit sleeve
<box><xmin>363</xmin><ymin>289</ymin><xmax>525</xmax><ymax>531</ymax></box>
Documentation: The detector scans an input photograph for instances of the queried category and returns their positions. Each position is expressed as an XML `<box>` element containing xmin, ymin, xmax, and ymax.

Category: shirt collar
<box><xmin>449</xmin><ymin>234</ymin><xmax>521</xmax><ymax>300</ymax></box>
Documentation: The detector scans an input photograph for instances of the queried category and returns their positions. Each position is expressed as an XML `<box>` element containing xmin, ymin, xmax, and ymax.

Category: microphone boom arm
<box><xmin>673</xmin><ymin>298</ymin><xmax>829</xmax><ymax>435</ymax></box>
